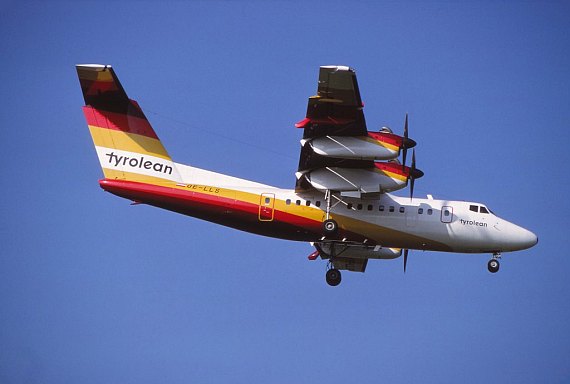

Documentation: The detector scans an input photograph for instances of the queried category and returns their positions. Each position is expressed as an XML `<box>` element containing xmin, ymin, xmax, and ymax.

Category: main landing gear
<box><xmin>322</xmin><ymin>190</ymin><xmax>340</xmax><ymax>238</ymax></box>
<box><xmin>323</xmin><ymin>219</ymin><xmax>338</xmax><ymax>236</ymax></box>
<box><xmin>326</xmin><ymin>267</ymin><xmax>342</xmax><ymax>286</ymax></box>
<box><xmin>313</xmin><ymin>242</ymin><xmax>344</xmax><ymax>286</ymax></box>
<box><xmin>487</xmin><ymin>253</ymin><xmax>501</xmax><ymax>273</ymax></box>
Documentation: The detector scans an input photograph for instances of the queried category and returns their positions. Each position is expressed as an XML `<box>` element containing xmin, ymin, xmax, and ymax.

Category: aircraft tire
<box><xmin>323</xmin><ymin>219</ymin><xmax>338</xmax><ymax>237</ymax></box>
<box><xmin>326</xmin><ymin>268</ymin><xmax>342</xmax><ymax>286</ymax></box>
<box><xmin>487</xmin><ymin>259</ymin><xmax>500</xmax><ymax>273</ymax></box>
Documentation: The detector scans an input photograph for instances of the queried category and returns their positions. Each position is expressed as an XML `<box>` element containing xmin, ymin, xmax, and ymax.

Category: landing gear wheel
<box><xmin>487</xmin><ymin>259</ymin><xmax>500</xmax><ymax>273</ymax></box>
<box><xmin>326</xmin><ymin>268</ymin><xmax>342</xmax><ymax>286</ymax></box>
<box><xmin>323</xmin><ymin>219</ymin><xmax>338</xmax><ymax>237</ymax></box>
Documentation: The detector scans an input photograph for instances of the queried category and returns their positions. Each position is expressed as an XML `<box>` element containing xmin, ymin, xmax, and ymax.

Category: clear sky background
<box><xmin>1</xmin><ymin>1</ymin><xmax>569</xmax><ymax>383</ymax></box>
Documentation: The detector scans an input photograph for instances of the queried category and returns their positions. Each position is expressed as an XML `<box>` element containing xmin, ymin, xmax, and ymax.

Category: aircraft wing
<box><xmin>295</xmin><ymin>66</ymin><xmax>420</xmax><ymax>194</ymax></box>
<box><xmin>295</xmin><ymin>67</ymin><xmax>370</xmax><ymax>188</ymax></box>
<box><xmin>295</xmin><ymin>66</ymin><xmax>367</xmax><ymax>139</ymax></box>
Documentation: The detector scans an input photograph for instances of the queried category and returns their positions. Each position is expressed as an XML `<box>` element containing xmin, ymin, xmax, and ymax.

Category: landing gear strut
<box><xmin>322</xmin><ymin>189</ymin><xmax>339</xmax><ymax>237</ymax></box>
<box><xmin>487</xmin><ymin>253</ymin><xmax>501</xmax><ymax>273</ymax></box>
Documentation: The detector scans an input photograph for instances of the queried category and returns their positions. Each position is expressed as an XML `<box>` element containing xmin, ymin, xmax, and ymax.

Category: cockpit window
<box><xmin>469</xmin><ymin>205</ymin><xmax>478</xmax><ymax>212</ymax></box>
<box><xmin>480</xmin><ymin>206</ymin><xmax>489</xmax><ymax>214</ymax></box>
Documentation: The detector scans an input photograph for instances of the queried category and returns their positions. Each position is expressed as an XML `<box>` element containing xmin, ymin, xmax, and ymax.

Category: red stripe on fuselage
<box><xmin>83</xmin><ymin>106</ymin><xmax>159</xmax><ymax>140</ymax></box>
<box><xmin>98</xmin><ymin>179</ymin><xmax>368</xmax><ymax>243</ymax></box>
<box><xmin>99</xmin><ymin>180</ymin><xmax>325</xmax><ymax>241</ymax></box>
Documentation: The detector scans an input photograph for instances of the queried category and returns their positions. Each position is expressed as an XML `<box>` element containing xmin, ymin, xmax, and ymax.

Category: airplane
<box><xmin>76</xmin><ymin>64</ymin><xmax>538</xmax><ymax>286</ymax></box>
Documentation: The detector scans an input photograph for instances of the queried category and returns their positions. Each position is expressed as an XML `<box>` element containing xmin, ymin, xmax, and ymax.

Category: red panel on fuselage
<box><xmin>98</xmin><ymin>179</ymin><xmax>329</xmax><ymax>242</ymax></box>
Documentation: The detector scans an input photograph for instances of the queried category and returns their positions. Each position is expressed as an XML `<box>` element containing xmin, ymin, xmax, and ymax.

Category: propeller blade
<box><xmin>409</xmin><ymin>149</ymin><xmax>416</xmax><ymax>200</ymax></box>
<box><xmin>404</xmin><ymin>113</ymin><xmax>409</xmax><ymax>140</ymax></box>
<box><xmin>402</xmin><ymin>114</ymin><xmax>409</xmax><ymax>170</ymax></box>
<box><xmin>404</xmin><ymin>249</ymin><xmax>409</xmax><ymax>273</ymax></box>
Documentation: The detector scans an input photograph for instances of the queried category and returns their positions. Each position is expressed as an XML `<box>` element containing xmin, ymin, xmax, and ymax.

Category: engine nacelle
<box><xmin>303</xmin><ymin>162</ymin><xmax>411</xmax><ymax>193</ymax></box>
<box><xmin>317</xmin><ymin>242</ymin><xmax>402</xmax><ymax>260</ymax></box>
<box><xmin>309</xmin><ymin>131</ymin><xmax>404</xmax><ymax>160</ymax></box>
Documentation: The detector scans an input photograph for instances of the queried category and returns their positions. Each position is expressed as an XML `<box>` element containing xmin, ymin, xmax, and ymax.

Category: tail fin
<box><xmin>77</xmin><ymin>64</ymin><xmax>180</xmax><ymax>184</ymax></box>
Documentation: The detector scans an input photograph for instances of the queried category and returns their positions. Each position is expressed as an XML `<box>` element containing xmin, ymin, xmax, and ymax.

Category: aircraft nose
<box><xmin>516</xmin><ymin>226</ymin><xmax>538</xmax><ymax>250</ymax></box>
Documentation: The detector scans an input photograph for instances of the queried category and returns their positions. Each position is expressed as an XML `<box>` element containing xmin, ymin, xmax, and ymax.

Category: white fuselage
<box><xmin>173</xmin><ymin>162</ymin><xmax>537</xmax><ymax>254</ymax></box>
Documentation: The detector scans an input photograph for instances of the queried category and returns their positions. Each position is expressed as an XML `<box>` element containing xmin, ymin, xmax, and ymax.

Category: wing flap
<box><xmin>300</xmin><ymin>66</ymin><xmax>367</xmax><ymax>139</ymax></box>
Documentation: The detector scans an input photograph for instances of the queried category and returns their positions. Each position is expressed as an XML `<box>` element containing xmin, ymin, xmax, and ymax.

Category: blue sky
<box><xmin>1</xmin><ymin>1</ymin><xmax>569</xmax><ymax>383</ymax></box>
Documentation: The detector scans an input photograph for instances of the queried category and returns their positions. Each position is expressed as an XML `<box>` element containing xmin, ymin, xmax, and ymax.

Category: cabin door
<box><xmin>259</xmin><ymin>193</ymin><xmax>275</xmax><ymax>221</ymax></box>
<box><xmin>441</xmin><ymin>206</ymin><xmax>453</xmax><ymax>223</ymax></box>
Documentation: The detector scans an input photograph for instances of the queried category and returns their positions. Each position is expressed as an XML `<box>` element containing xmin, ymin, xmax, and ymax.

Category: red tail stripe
<box><xmin>83</xmin><ymin>106</ymin><xmax>159</xmax><ymax>140</ymax></box>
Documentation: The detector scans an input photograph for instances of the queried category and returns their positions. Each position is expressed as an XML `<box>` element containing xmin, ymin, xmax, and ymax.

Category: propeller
<box><xmin>408</xmin><ymin>149</ymin><xmax>424</xmax><ymax>200</ymax></box>
<box><xmin>401</xmin><ymin>113</ymin><xmax>416</xmax><ymax>170</ymax></box>
<box><xmin>403</xmin><ymin>249</ymin><xmax>409</xmax><ymax>273</ymax></box>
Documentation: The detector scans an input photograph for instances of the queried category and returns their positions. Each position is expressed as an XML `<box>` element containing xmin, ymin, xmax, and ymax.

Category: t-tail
<box><xmin>77</xmin><ymin>64</ymin><xmax>181</xmax><ymax>185</ymax></box>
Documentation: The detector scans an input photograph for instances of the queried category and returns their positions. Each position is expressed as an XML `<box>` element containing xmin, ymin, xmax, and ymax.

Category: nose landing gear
<box><xmin>487</xmin><ymin>253</ymin><xmax>501</xmax><ymax>273</ymax></box>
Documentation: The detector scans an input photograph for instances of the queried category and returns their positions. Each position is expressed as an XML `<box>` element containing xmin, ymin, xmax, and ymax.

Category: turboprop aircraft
<box><xmin>77</xmin><ymin>64</ymin><xmax>538</xmax><ymax>286</ymax></box>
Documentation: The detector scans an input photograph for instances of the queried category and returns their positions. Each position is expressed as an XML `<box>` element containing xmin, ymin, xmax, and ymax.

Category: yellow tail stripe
<box><xmin>88</xmin><ymin>125</ymin><xmax>171</xmax><ymax>160</ymax></box>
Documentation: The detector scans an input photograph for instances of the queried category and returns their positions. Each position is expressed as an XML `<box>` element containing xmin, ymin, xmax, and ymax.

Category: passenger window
<box><xmin>379</xmin><ymin>205</ymin><xmax>384</xmax><ymax>212</ymax></box>
<box><xmin>418</xmin><ymin>208</ymin><xmax>423</xmax><ymax>214</ymax></box>
<box><xmin>399</xmin><ymin>207</ymin><xmax>405</xmax><ymax>213</ymax></box>
<box><xmin>296</xmin><ymin>200</ymin><xmax>301</xmax><ymax>206</ymax></box>
<box><xmin>315</xmin><ymin>201</ymin><xmax>321</xmax><ymax>207</ymax></box>
<box><xmin>357</xmin><ymin>204</ymin><xmax>363</xmax><ymax>210</ymax></box>
<box><xmin>480</xmin><ymin>206</ymin><xmax>489</xmax><ymax>214</ymax></box>
<box><xmin>427</xmin><ymin>209</ymin><xmax>433</xmax><ymax>215</ymax></box>
<box><xmin>470</xmin><ymin>205</ymin><xmax>478</xmax><ymax>212</ymax></box>
<box><xmin>286</xmin><ymin>199</ymin><xmax>291</xmax><ymax>205</ymax></box>
<box><xmin>306</xmin><ymin>200</ymin><xmax>311</xmax><ymax>206</ymax></box>
<box><xmin>347</xmin><ymin>203</ymin><xmax>353</xmax><ymax>210</ymax></box>
<box><xmin>389</xmin><ymin>206</ymin><xmax>395</xmax><ymax>212</ymax></box>
<box><xmin>265</xmin><ymin>197</ymin><xmax>270</xmax><ymax>204</ymax></box>
<box><xmin>444</xmin><ymin>210</ymin><xmax>450</xmax><ymax>216</ymax></box>
<box><xmin>367</xmin><ymin>204</ymin><xmax>373</xmax><ymax>211</ymax></box>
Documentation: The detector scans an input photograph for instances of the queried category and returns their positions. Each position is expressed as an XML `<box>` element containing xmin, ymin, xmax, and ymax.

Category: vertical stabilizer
<box><xmin>77</xmin><ymin>64</ymin><xmax>180</xmax><ymax>184</ymax></box>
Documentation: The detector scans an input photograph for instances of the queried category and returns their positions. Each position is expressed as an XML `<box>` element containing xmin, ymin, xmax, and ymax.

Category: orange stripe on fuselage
<box><xmin>100</xmin><ymin>168</ymin><xmax>176</xmax><ymax>184</ymax></box>
<box><xmin>99</xmin><ymin>178</ymin><xmax>450</xmax><ymax>249</ymax></box>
